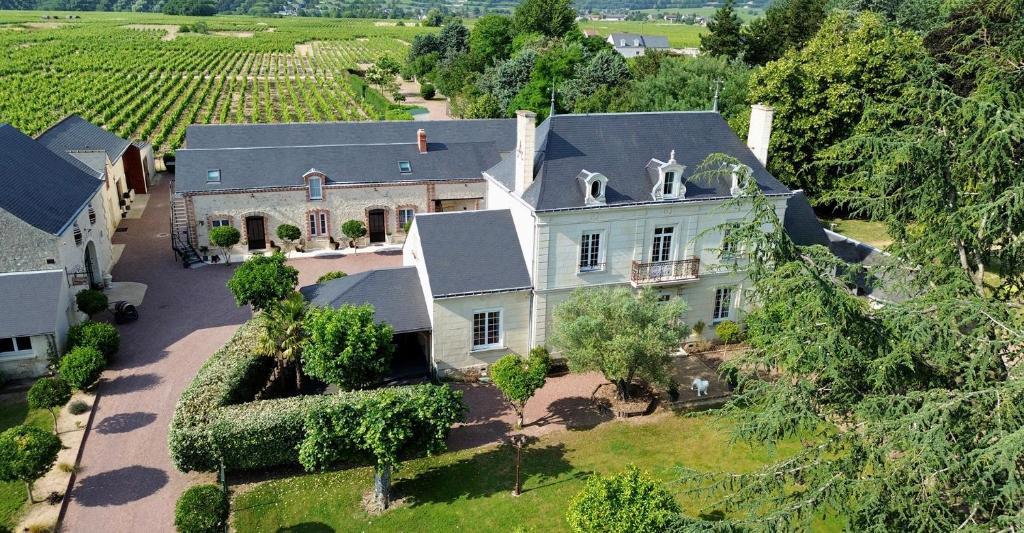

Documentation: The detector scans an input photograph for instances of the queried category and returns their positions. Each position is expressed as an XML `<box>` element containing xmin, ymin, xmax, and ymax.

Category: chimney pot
<box><xmin>417</xmin><ymin>129</ymin><xmax>427</xmax><ymax>154</ymax></box>
<box><xmin>747</xmin><ymin>104</ymin><xmax>774</xmax><ymax>167</ymax></box>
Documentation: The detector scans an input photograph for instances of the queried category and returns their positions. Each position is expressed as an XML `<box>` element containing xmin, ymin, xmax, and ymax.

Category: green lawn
<box><xmin>0</xmin><ymin>395</ymin><xmax>51</xmax><ymax>529</ymax></box>
<box><xmin>820</xmin><ymin>217</ymin><xmax>893</xmax><ymax>249</ymax></box>
<box><xmin>233</xmin><ymin>413</ymin><xmax>840</xmax><ymax>532</ymax></box>
<box><xmin>577</xmin><ymin>20</ymin><xmax>707</xmax><ymax>48</ymax></box>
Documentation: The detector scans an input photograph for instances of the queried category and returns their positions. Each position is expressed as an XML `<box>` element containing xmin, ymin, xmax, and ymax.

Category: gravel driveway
<box><xmin>60</xmin><ymin>177</ymin><xmax>400</xmax><ymax>532</ymax></box>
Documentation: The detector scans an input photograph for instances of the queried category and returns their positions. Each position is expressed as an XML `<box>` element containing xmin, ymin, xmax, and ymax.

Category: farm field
<box><xmin>0</xmin><ymin>11</ymin><xmax>432</xmax><ymax>153</ymax></box>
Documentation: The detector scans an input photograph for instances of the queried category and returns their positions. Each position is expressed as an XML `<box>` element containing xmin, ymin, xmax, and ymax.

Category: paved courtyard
<box><xmin>61</xmin><ymin>177</ymin><xmax>401</xmax><ymax>532</ymax></box>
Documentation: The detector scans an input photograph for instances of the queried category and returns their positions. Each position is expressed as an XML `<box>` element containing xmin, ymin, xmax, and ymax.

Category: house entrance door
<box><xmin>246</xmin><ymin>216</ymin><xmax>266</xmax><ymax>250</ymax></box>
<box><xmin>368</xmin><ymin>209</ymin><xmax>386</xmax><ymax>243</ymax></box>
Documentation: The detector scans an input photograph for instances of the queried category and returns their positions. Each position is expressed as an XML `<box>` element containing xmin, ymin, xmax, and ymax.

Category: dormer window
<box><xmin>206</xmin><ymin>169</ymin><xmax>221</xmax><ymax>183</ymax></box>
<box><xmin>662</xmin><ymin>171</ymin><xmax>676</xmax><ymax>196</ymax></box>
<box><xmin>398</xmin><ymin>161</ymin><xmax>412</xmax><ymax>174</ymax></box>
<box><xmin>308</xmin><ymin>177</ymin><xmax>322</xmax><ymax>200</ymax></box>
<box><xmin>580</xmin><ymin>171</ymin><xmax>608</xmax><ymax>206</ymax></box>
<box><xmin>633</xmin><ymin>38</ymin><xmax>640</xmax><ymax>46</ymax></box>
<box><xmin>651</xmin><ymin>151</ymin><xmax>685</xmax><ymax>200</ymax></box>
<box><xmin>620</xmin><ymin>39</ymin><xmax>626</xmax><ymax>46</ymax></box>
<box><xmin>590</xmin><ymin>181</ymin><xmax>601</xmax><ymax>198</ymax></box>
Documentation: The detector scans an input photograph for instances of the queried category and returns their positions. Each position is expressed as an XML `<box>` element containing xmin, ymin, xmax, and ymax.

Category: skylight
<box><xmin>398</xmin><ymin>161</ymin><xmax>412</xmax><ymax>173</ymax></box>
<box><xmin>207</xmin><ymin>169</ymin><xmax>221</xmax><ymax>183</ymax></box>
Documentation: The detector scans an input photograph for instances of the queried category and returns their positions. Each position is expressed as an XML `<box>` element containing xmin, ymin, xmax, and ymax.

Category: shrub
<box><xmin>75</xmin><ymin>289</ymin><xmax>107</xmax><ymax>317</ymax></box>
<box><xmin>226</xmin><ymin>252</ymin><xmax>298</xmax><ymax>311</ymax></box>
<box><xmin>715</xmin><ymin>320</ymin><xmax>744</xmax><ymax>344</ymax></box>
<box><xmin>341</xmin><ymin>220</ymin><xmax>367</xmax><ymax>245</ymax></box>
<box><xmin>566</xmin><ymin>465</ymin><xmax>680</xmax><ymax>533</ymax></box>
<box><xmin>316</xmin><ymin>271</ymin><xmax>348</xmax><ymax>284</ymax></box>
<box><xmin>0</xmin><ymin>425</ymin><xmax>62</xmax><ymax>502</ymax></box>
<box><xmin>490</xmin><ymin>349</ymin><xmax>549</xmax><ymax>429</ymax></box>
<box><xmin>27</xmin><ymin>377</ymin><xmax>72</xmax><ymax>431</ymax></box>
<box><xmin>276</xmin><ymin>224</ymin><xmax>301</xmax><ymax>245</ymax></box>
<box><xmin>67</xmin><ymin>321</ymin><xmax>120</xmax><ymax>358</ymax></box>
<box><xmin>208</xmin><ymin>226</ymin><xmax>241</xmax><ymax>264</ymax></box>
<box><xmin>68</xmin><ymin>400</ymin><xmax>90</xmax><ymax>415</ymax></box>
<box><xmin>302</xmin><ymin>305</ymin><xmax>395</xmax><ymax>390</ymax></box>
<box><xmin>174</xmin><ymin>484</ymin><xmax>228</xmax><ymax>533</ymax></box>
<box><xmin>59</xmin><ymin>346</ymin><xmax>106</xmax><ymax>389</ymax></box>
<box><xmin>420</xmin><ymin>82</ymin><xmax>436</xmax><ymax>99</ymax></box>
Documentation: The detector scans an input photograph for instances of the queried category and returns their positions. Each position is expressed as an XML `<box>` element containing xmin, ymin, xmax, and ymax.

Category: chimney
<box><xmin>417</xmin><ymin>128</ymin><xmax>427</xmax><ymax>154</ymax></box>
<box><xmin>514</xmin><ymin>110</ymin><xmax>536</xmax><ymax>194</ymax></box>
<box><xmin>746</xmin><ymin>104</ymin><xmax>774</xmax><ymax>167</ymax></box>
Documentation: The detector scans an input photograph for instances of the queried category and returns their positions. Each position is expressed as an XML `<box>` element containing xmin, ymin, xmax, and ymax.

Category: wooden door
<box><xmin>246</xmin><ymin>216</ymin><xmax>266</xmax><ymax>250</ymax></box>
<box><xmin>368</xmin><ymin>210</ymin><xmax>386</xmax><ymax>243</ymax></box>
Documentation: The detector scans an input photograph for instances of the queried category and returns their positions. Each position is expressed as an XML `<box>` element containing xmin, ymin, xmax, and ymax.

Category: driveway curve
<box><xmin>61</xmin><ymin>177</ymin><xmax>400</xmax><ymax>532</ymax></box>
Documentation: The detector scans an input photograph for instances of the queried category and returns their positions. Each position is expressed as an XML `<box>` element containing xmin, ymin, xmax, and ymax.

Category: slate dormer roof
<box><xmin>609</xmin><ymin>33</ymin><xmax>670</xmax><ymax>49</ymax></box>
<box><xmin>0</xmin><ymin>124</ymin><xmax>101</xmax><ymax>235</ymax></box>
<box><xmin>36</xmin><ymin>115</ymin><xmax>131</xmax><ymax>165</ymax></box>
<box><xmin>486</xmin><ymin>111</ymin><xmax>792</xmax><ymax>212</ymax></box>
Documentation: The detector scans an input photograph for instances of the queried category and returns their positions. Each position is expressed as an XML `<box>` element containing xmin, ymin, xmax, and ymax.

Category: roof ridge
<box><xmin>187</xmin><ymin>117</ymin><xmax>516</xmax><ymax>129</ymax></box>
<box><xmin>178</xmin><ymin>140</ymin><xmax>498</xmax><ymax>152</ymax></box>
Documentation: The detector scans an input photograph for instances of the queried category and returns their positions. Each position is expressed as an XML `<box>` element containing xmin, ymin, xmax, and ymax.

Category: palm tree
<box><xmin>257</xmin><ymin>292</ymin><xmax>308</xmax><ymax>392</ymax></box>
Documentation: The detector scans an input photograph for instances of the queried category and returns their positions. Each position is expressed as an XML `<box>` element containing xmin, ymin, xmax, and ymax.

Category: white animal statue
<box><xmin>691</xmin><ymin>378</ymin><xmax>710</xmax><ymax>397</ymax></box>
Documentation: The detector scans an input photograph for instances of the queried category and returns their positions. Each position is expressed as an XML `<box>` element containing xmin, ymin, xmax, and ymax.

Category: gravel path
<box><xmin>60</xmin><ymin>177</ymin><xmax>400</xmax><ymax>532</ymax></box>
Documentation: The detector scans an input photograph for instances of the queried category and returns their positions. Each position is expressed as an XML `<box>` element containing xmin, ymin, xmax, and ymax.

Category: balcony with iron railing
<box><xmin>630</xmin><ymin>258</ymin><xmax>700</xmax><ymax>286</ymax></box>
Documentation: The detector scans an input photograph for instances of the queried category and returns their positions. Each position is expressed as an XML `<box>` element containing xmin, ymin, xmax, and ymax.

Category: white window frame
<box><xmin>398</xmin><ymin>208</ymin><xmax>415</xmax><ymax>229</ymax></box>
<box><xmin>471</xmin><ymin>308</ymin><xmax>503</xmax><ymax>351</ymax></box>
<box><xmin>579</xmin><ymin>230</ymin><xmax>605</xmax><ymax>273</ymax></box>
<box><xmin>721</xmin><ymin>225</ymin><xmax>738</xmax><ymax>258</ymax></box>
<box><xmin>308</xmin><ymin>176</ymin><xmax>323</xmax><ymax>201</ymax></box>
<box><xmin>0</xmin><ymin>336</ymin><xmax>33</xmax><ymax>359</ymax></box>
<box><xmin>662</xmin><ymin>171</ymin><xmax>675</xmax><ymax>196</ymax></box>
<box><xmin>206</xmin><ymin>169</ymin><xmax>221</xmax><ymax>183</ymax></box>
<box><xmin>398</xmin><ymin>161</ymin><xmax>412</xmax><ymax>174</ymax></box>
<box><xmin>309</xmin><ymin>211</ymin><xmax>329</xmax><ymax>238</ymax></box>
<box><xmin>651</xmin><ymin>225</ymin><xmax>674</xmax><ymax>263</ymax></box>
<box><xmin>712</xmin><ymin>286</ymin><xmax>734</xmax><ymax>323</ymax></box>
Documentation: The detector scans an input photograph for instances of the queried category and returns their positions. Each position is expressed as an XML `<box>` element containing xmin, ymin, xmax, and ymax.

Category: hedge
<box><xmin>174</xmin><ymin>484</ymin><xmax>228</xmax><ymax>533</ymax></box>
<box><xmin>67</xmin><ymin>321</ymin><xmax>120</xmax><ymax>358</ymax></box>
<box><xmin>169</xmin><ymin>319</ymin><xmax>463</xmax><ymax>473</ymax></box>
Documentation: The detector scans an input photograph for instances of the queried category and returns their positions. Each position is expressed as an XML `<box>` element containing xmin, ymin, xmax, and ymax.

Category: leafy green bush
<box><xmin>68</xmin><ymin>400</ymin><xmax>90</xmax><ymax>415</ymax></box>
<box><xmin>28</xmin><ymin>377</ymin><xmax>72</xmax><ymax>430</ymax></box>
<box><xmin>67</xmin><ymin>321</ymin><xmax>119</xmax><ymax>358</ymax></box>
<box><xmin>0</xmin><ymin>425</ymin><xmax>62</xmax><ymax>502</ymax></box>
<box><xmin>316</xmin><ymin>271</ymin><xmax>348</xmax><ymax>284</ymax></box>
<box><xmin>490</xmin><ymin>349</ymin><xmax>549</xmax><ymax>429</ymax></box>
<box><xmin>59</xmin><ymin>346</ymin><xmax>106</xmax><ymax>389</ymax></box>
<box><xmin>75</xmin><ymin>289</ymin><xmax>108</xmax><ymax>317</ymax></box>
<box><xmin>302</xmin><ymin>305</ymin><xmax>394</xmax><ymax>390</ymax></box>
<box><xmin>276</xmin><ymin>224</ymin><xmax>301</xmax><ymax>244</ymax></box>
<box><xmin>715</xmin><ymin>320</ymin><xmax>744</xmax><ymax>344</ymax></box>
<box><xmin>226</xmin><ymin>252</ymin><xmax>298</xmax><ymax>311</ymax></box>
<box><xmin>420</xmin><ymin>83</ymin><xmax>436</xmax><ymax>99</ymax></box>
<box><xmin>174</xmin><ymin>484</ymin><xmax>228</xmax><ymax>533</ymax></box>
<box><xmin>341</xmin><ymin>220</ymin><xmax>367</xmax><ymax>243</ymax></box>
<box><xmin>566</xmin><ymin>465</ymin><xmax>680</xmax><ymax>533</ymax></box>
<box><xmin>208</xmin><ymin>226</ymin><xmax>241</xmax><ymax>264</ymax></box>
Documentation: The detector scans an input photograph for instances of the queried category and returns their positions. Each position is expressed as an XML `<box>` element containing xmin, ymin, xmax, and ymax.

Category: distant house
<box><xmin>607</xmin><ymin>33</ymin><xmax>671</xmax><ymax>57</ymax></box>
<box><xmin>37</xmin><ymin>116</ymin><xmax>153</xmax><ymax>233</ymax></box>
<box><xmin>0</xmin><ymin>123</ymin><xmax>116</xmax><ymax>379</ymax></box>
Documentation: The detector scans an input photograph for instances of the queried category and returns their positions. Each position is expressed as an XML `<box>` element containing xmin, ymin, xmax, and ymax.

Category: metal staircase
<box><xmin>170</xmin><ymin>192</ymin><xmax>203</xmax><ymax>268</ymax></box>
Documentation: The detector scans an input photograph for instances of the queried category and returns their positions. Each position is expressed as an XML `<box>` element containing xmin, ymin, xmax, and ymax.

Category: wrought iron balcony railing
<box><xmin>630</xmin><ymin>258</ymin><xmax>700</xmax><ymax>285</ymax></box>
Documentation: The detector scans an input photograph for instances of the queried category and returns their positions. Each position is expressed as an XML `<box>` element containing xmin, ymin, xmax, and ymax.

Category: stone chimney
<box><xmin>746</xmin><ymin>104</ymin><xmax>774</xmax><ymax>167</ymax></box>
<box><xmin>514</xmin><ymin>110</ymin><xmax>536</xmax><ymax>194</ymax></box>
<box><xmin>417</xmin><ymin>128</ymin><xmax>427</xmax><ymax>154</ymax></box>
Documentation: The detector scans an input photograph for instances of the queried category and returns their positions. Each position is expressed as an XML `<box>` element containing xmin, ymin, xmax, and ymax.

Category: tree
<box><xmin>341</xmin><ymin>220</ymin><xmax>367</xmax><ymax>248</ymax></box>
<box><xmin>437</xmin><ymin>20</ymin><xmax>470</xmax><ymax>61</ymax></box>
<box><xmin>75</xmin><ymin>289</ymin><xmax>107</xmax><ymax>317</ymax></box>
<box><xmin>674</xmin><ymin>153</ymin><xmax>1024</xmax><ymax>530</ymax></box>
<box><xmin>226</xmin><ymin>252</ymin><xmax>299</xmax><ymax>312</ymax></box>
<box><xmin>748</xmin><ymin>11</ymin><xmax>926</xmax><ymax>195</ymax></box>
<box><xmin>490</xmin><ymin>348</ymin><xmax>550</xmax><ymax>429</ymax></box>
<box><xmin>0</xmin><ymin>425</ymin><xmax>61</xmax><ymax>503</ymax></box>
<box><xmin>566</xmin><ymin>465</ymin><xmax>680</xmax><ymax>533</ymax></box>
<box><xmin>162</xmin><ymin>0</ymin><xmax>216</xmax><ymax>16</ymax></box>
<box><xmin>423</xmin><ymin>7</ymin><xmax>445</xmax><ymax>27</ymax></box>
<box><xmin>477</xmin><ymin>49</ymin><xmax>537</xmax><ymax>112</ymax></box>
<box><xmin>174</xmin><ymin>484</ymin><xmax>228</xmax><ymax>533</ymax></box>
<box><xmin>59</xmin><ymin>346</ymin><xmax>106</xmax><ymax>390</ymax></box>
<box><xmin>552</xmin><ymin>287</ymin><xmax>688</xmax><ymax>399</ymax></box>
<box><xmin>507</xmin><ymin>42</ymin><xmax>586</xmax><ymax>119</ymax></box>
<box><xmin>66</xmin><ymin>321</ymin><xmax>119</xmax><ymax>358</ymax></box>
<box><xmin>27</xmin><ymin>377</ymin><xmax>72</xmax><ymax>432</ymax></box>
<box><xmin>700</xmin><ymin>0</ymin><xmax>744</xmax><ymax>59</ymax></box>
<box><xmin>560</xmin><ymin>48</ymin><xmax>630</xmax><ymax>112</ymax></box>
<box><xmin>513</xmin><ymin>0</ymin><xmax>577</xmax><ymax>38</ymax></box>
<box><xmin>275</xmin><ymin>224</ymin><xmax>301</xmax><ymax>251</ymax></box>
<box><xmin>469</xmin><ymin>14</ymin><xmax>515</xmax><ymax>67</ymax></box>
<box><xmin>208</xmin><ymin>226</ymin><xmax>241</xmax><ymax>264</ymax></box>
<box><xmin>741</xmin><ymin>0</ymin><xmax>829</xmax><ymax>65</ymax></box>
<box><xmin>299</xmin><ymin>385</ymin><xmax>465</xmax><ymax>511</ymax></box>
<box><xmin>301</xmin><ymin>304</ymin><xmax>395</xmax><ymax>390</ymax></box>
<box><xmin>256</xmin><ymin>292</ymin><xmax>307</xmax><ymax>391</ymax></box>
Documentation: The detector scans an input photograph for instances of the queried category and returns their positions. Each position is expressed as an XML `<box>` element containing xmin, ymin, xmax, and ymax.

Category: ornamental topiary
<box><xmin>174</xmin><ymin>484</ymin><xmax>228</xmax><ymax>533</ymax></box>
<box><xmin>420</xmin><ymin>82</ymin><xmax>436</xmax><ymax>100</ymax></box>
<box><xmin>715</xmin><ymin>320</ymin><xmax>744</xmax><ymax>344</ymax></box>
<box><xmin>67</xmin><ymin>321</ymin><xmax>120</xmax><ymax>359</ymax></box>
<box><xmin>226</xmin><ymin>252</ymin><xmax>299</xmax><ymax>312</ymax></box>
<box><xmin>0</xmin><ymin>425</ymin><xmax>62</xmax><ymax>503</ymax></box>
<box><xmin>490</xmin><ymin>348</ymin><xmax>549</xmax><ymax>429</ymax></box>
<box><xmin>75</xmin><ymin>289</ymin><xmax>108</xmax><ymax>317</ymax></box>
<box><xmin>27</xmin><ymin>377</ymin><xmax>72</xmax><ymax>432</ymax></box>
<box><xmin>566</xmin><ymin>465</ymin><xmax>681</xmax><ymax>533</ymax></box>
<box><xmin>208</xmin><ymin>226</ymin><xmax>241</xmax><ymax>264</ymax></box>
<box><xmin>316</xmin><ymin>271</ymin><xmax>348</xmax><ymax>284</ymax></box>
<box><xmin>59</xmin><ymin>346</ymin><xmax>106</xmax><ymax>389</ymax></box>
<box><xmin>276</xmin><ymin>224</ymin><xmax>302</xmax><ymax>247</ymax></box>
<box><xmin>341</xmin><ymin>220</ymin><xmax>367</xmax><ymax>248</ymax></box>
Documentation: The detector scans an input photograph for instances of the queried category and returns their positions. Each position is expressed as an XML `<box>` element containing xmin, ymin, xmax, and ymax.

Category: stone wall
<box><xmin>0</xmin><ymin>210</ymin><xmax>60</xmax><ymax>273</ymax></box>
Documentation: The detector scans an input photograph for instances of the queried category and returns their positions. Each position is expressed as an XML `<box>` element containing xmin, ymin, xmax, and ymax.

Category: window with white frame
<box><xmin>0</xmin><ymin>336</ymin><xmax>32</xmax><ymax>357</ymax></box>
<box><xmin>579</xmin><ymin>231</ymin><xmax>604</xmax><ymax>272</ymax></box>
<box><xmin>713</xmin><ymin>287</ymin><xmax>734</xmax><ymax>322</ymax></box>
<box><xmin>721</xmin><ymin>225</ymin><xmax>737</xmax><ymax>257</ymax></box>
<box><xmin>308</xmin><ymin>211</ymin><xmax>329</xmax><ymax>238</ymax></box>
<box><xmin>472</xmin><ymin>310</ymin><xmax>502</xmax><ymax>350</ymax></box>
<box><xmin>207</xmin><ymin>169</ymin><xmax>221</xmax><ymax>183</ymax></box>
<box><xmin>651</xmin><ymin>226</ymin><xmax>673</xmax><ymax>262</ymax></box>
<box><xmin>210</xmin><ymin>218</ymin><xmax>231</xmax><ymax>228</ymax></box>
<box><xmin>308</xmin><ymin>176</ymin><xmax>323</xmax><ymax>200</ymax></box>
<box><xmin>398</xmin><ymin>208</ymin><xmax>415</xmax><ymax>229</ymax></box>
<box><xmin>662</xmin><ymin>171</ymin><xmax>675</xmax><ymax>196</ymax></box>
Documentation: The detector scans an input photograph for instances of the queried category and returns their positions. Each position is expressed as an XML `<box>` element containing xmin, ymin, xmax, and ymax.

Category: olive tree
<box><xmin>226</xmin><ymin>252</ymin><xmax>299</xmax><ymax>312</ymax></box>
<box><xmin>0</xmin><ymin>425</ymin><xmax>61</xmax><ymax>503</ymax></box>
<box><xmin>490</xmin><ymin>348</ymin><xmax>549</xmax><ymax>429</ymax></box>
<box><xmin>301</xmin><ymin>304</ymin><xmax>394</xmax><ymax>390</ymax></box>
<box><xmin>552</xmin><ymin>287</ymin><xmax>688</xmax><ymax>399</ymax></box>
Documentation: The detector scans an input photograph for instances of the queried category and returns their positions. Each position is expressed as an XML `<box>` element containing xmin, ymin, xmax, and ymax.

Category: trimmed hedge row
<box><xmin>169</xmin><ymin>319</ymin><xmax>459</xmax><ymax>473</ymax></box>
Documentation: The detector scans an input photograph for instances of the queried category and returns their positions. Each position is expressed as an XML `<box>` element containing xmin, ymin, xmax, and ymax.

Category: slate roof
<box><xmin>66</xmin><ymin>151</ymin><xmax>108</xmax><ymax>179</ymax></box>
<box><xmin>185</xmin><ymin>119</ymin><xmax>518</xmax><ymax>151</ymax></box>
<box><xmin>609</xmin><ymin>33</ymin><xmax>670</xmax><ymax>49</ymax></box>
<box><xmin>36</xmin><ymin>115</ymin><xmax>131</xmax><ymax>164</ymax></box>
<box><xmin>300</xmin><ymin>267</ymin><xmax>430</xmax><ymax>333</ymax></box>
<box><xmin>487</xmin><ymin>112</ymin><xmax>792</xmax><ymax>211</ymax></box>
<box><xmin>414</xmin><ymin>209</ymin><xmax>532</xmax><ymax>298</ymax></box>
<box><xmin>0</xmin><ymin>270</ymin><xmax>63</xmax><ymax>338</ymax></box>
<box><xmin>0</xmin><ymin>124</ymin><xmax>101</xmax><ymax>234</ymax></box>
<box><xmin>783</xmin><ymin>191</ymin><xmax>831</xmax><ymax>248</ymax></box>
<box><xmin>175</xmin><ymin>141</ymin><xmax>502</xmax><ymax>193</ymax></box>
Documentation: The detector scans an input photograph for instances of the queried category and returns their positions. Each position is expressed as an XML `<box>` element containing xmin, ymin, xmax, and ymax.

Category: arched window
<box><xmin>590</xmin><ymin>181</ymin><xmax>601</xmax><ymax>198</ymax></box>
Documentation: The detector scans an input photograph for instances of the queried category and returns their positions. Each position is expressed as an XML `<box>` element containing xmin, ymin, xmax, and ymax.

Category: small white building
<box><xmin>607</xmin><ymin>33</ymin><xmax>671</xmax><ymax>57</ymax></box>
<box><xmin>0</xmin><ymin>123</ymin><xmax>115</xmax><ymax>378</ymax></box>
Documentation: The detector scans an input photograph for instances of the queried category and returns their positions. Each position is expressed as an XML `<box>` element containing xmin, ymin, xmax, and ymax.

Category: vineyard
<box><xmin>0</xmin><ymin>12</ymin><xmax>431</xmax><ymax>153</ymax></box>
